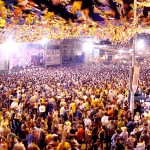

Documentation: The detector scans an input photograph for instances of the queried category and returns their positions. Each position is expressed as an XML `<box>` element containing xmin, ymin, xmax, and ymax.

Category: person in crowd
<box><xmin>13</xmin><ymin>138</ymin><xmax>26</xmax><ymax>150</ymax></box>
<box><xmin>120</xmin><ymin>127</ymin><xmax>128</xmax><ymax>145</ymax></box>
<box><xmin>136</xmin><ymin>137</ymin><xmax>145</xmax><ymax>150</ymax></box>
<box><xmin>126</xmin><ymin>133</ymin><xmax>137</xmax><ymax>150</ymax></box>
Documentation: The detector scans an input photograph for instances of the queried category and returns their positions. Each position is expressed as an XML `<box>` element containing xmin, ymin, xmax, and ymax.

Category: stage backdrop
<box><xmin>45</xmin><ymin>49</ymin><xmax>60</xmax><ymax>66</ymax></box>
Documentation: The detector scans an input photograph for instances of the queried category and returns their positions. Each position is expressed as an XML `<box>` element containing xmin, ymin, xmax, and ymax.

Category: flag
<box><xmin>132</xmin><ymin>66</ymin><xmax>140</xmax><ymax>94</ymax></box>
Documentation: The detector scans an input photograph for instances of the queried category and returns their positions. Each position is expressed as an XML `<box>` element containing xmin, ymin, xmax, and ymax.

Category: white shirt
<box><xmin>10</xmin><ymin>102</ymin><xmax>18</xmax><ymax>109</ymax></box>
<box><xmin>60</xmin><ymin>106</ymin><xmax>65</xmax><ymax>115</ymax></box>
<box><xmin>117</xmin><ymin>94</ymin><xmax>125</xmax><ymax>104</ymax></box>
<box><xmin>17</xmin><ymin>93</ymin><xmax>21</xmax><ymax>100</ymax></box>
<box><xmin>18</xmin><ymin>103</ymin><xmax>24</xmax><ymax>112</ymax></box>
<box><xmin>142</xmin><ymin>102</ymin><xmax>150</xmax><ymax>108</ymax></box>
<box><xmin>101</xmin><ymin>115</ymin><xmax>109</xmax><ymax>126</ymax></box>
<box><xmin>117</xmin><ymin>94</ymin><xmax>124</xmax><ymax>101</ymax></box>
<box><xmin>79</xmin><ymin>103</ymin><xmax>85</xmax><ymax>110</ymax></box>
<box><xmin>84</xmin><ymin>118</ymin><xmax>92</xmax><ymax>127</ymax></box>
<box><xmin>136</xmin><ymin>141</ymin><xmax>145</xmax><ymax>150</ymax></box>
<box><xmin>134</xmin><ymin>115</ymin><xmax>140</xmax><ymax>122</ymax></box>
<box><xmin>13</xmin><ymin>142</ymin><xmax>26</xmax><ymax>150</ymax></box>
<box><xmin>83</xmin><ymin>95</ymin><xmax>87</xmax><ymax>100</ymax></box>
<box><xmin>120</xmin><ymin>131</ymin><xmax>128</xmax><ymax>145</ymax></box>
<box><xmin>39</xmin><ymin>105</ymin><xmax>46</xmax><ymax>113</ymax></box>
<box><xmin>108</xmin><ymin>90</ymin><xmax>114</xmax><ymax>101</ymax></box>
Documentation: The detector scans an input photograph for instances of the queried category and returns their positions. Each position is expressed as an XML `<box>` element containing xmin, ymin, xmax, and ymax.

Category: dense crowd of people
<box><xmin>0</xmin><ymin>0</ymin><xmax>150</xmax><ymax>149</ymax></box>
<box><xmin>0</xmin><ymin>63</ymin><xmax>150</xmax><ymax>150</ymax></box>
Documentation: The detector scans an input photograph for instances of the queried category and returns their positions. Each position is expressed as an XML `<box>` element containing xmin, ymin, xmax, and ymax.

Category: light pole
<box><xmin>130</xmin><ymin>0</ymin><xmax>138</xmax><ymax>116</ymax></box>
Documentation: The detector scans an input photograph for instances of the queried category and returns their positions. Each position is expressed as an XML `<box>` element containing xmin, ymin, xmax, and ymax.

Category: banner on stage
<box><xmin>46</xmin><ymin>49</ymin><xmax>60</xmax><ymax>65</ymax></box>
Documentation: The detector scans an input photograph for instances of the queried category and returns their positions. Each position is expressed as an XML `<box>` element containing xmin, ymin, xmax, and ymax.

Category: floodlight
<box><xmin>137</xmin><ymin>39</ymin><xmax>144</xmax><ymax>49</ymax></box>
<box><xmin>41</xmin><ymin>38</ymin><xmax>48</xmax><ymax>45</ymax></box>
<box><xmin>7</xmin><ymin>40</ymin><xmax>18</xmax><ymax>53</ymax></box>
<box><xmin>83</xmin><ymin>42</ymin><xmax>93</xmax><ymax>53</ymax></box>
<box><xmin>119</xmin><ymin>49</ymin><xmax>124</xmax><ymax>53</ymax></box>
<box><xmin>2</xmin><ymin>39</ymin><xmax>18</xmax><ymax>59</ymax></box>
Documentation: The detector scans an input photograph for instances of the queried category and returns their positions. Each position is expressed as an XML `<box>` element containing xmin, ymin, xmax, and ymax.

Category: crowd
<box><xmin>0</xmin><ymin>63</ymin><xmax>150</xmax><ymax>150</ymax></box>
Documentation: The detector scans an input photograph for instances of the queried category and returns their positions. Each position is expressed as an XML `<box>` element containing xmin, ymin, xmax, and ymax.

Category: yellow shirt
<box><xmin>98</xmin><ymin>101</ymin><xmax>104</xmax><ymax>107</ymax></box>
<box><xmin>45</xmin><ymin>134</ymin><xmax>53</xmax><ymax>144</ymax></box>
<box><xmin>107</xmin><ymin>84</ymin><xmax>111</xmax><ymax>89</ymax></box>
<box><xmin>0</xmin><ymin>17</ymin><xmax>6</xmax><ymax>27</ymax></box>
<box><xmin>40</xmin><ymin>98</ymin><xmax>44</xmax><ymax>103</ymax></box>
<box><xmin>70</xmin><ymin>102</ymin><xmax>76</xmax><ymax>113</ymax></box>
<box><xmin>56</xmin><ymin>142</ymin><xmax>71</xmax><ymax>150</ymax></box>
<box><xmin>91</xmin><ymin>99</ymin><xmax>98</xmax><ymax>107</ymax></box>
<box><xmin>96</xmin><ymin>89</ymin><xmax>100</xmax><ymax>93</ymax></box>
<box><xmin>84</xmin><ymin>102</ymin><xmax>89</xmax><ymax>111</ymax></box>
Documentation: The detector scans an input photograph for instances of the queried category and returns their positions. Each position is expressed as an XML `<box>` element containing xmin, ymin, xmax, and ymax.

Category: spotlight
<box><xmin>82</xmin><ymin>41</ymin><xmax>93</xmax><ymax>53</ymax></box>
<box><xmin>137</xmin><ymin>39</ymin><xmax>144</xmax><ymax>49</ymax></box>
<box><xmin>41</xmin><ymin>38</ymin><xmax>48</xmax><ymax>45</ymax></box>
